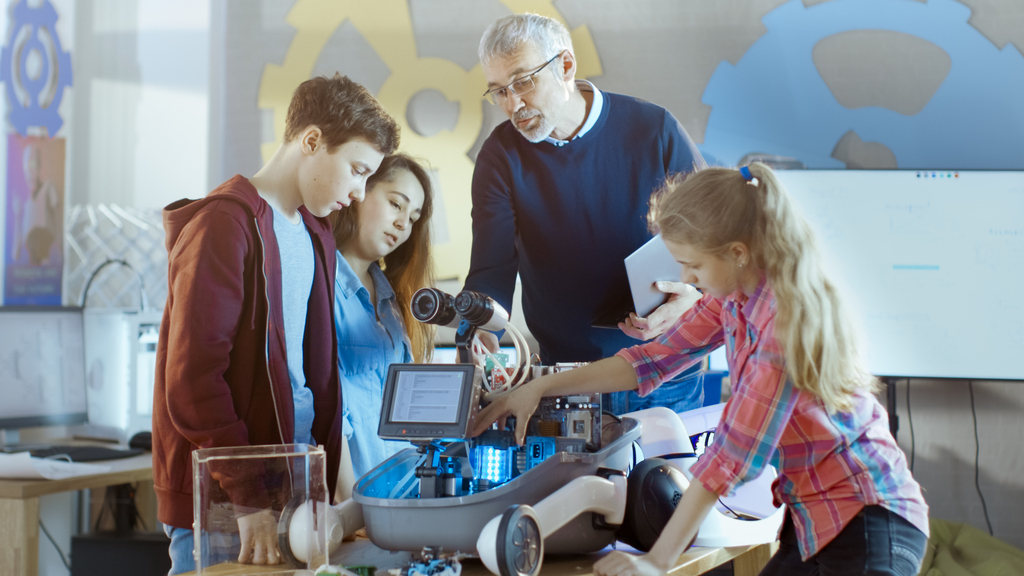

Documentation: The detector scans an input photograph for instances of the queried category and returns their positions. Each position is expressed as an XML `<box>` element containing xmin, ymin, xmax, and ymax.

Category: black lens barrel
<box><xmin>411</xmin><ymin>287</ymin><xmax>458</xmax><ymax>326</ymax></box>
<box><xmin>454</xmin><ymin>290</ymin><xmax>494</xmax><ymax>326</ymax></box>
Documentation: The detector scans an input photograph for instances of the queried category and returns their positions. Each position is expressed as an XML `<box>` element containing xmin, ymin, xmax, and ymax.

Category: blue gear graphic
<box><xmin>700</xmin><ymin>0</ymin><xmax>1024</xmax><ymax>169</ymax></box>
<box><xmin>0</xmin><ymin>0</ymin><xmax>74</xmax><ymax>136</ymax></box>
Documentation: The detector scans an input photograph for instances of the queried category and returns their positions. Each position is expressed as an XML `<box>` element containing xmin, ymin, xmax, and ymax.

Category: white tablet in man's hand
<box><xmin>624</xmin><ymin>234</ymin><xmax>683</xmax><ymax>318</ymax></box>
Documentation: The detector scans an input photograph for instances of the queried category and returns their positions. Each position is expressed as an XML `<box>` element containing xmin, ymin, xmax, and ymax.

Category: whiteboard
<box><xmin>0</xmin><ymin>308</ymin><xmax>88</xmax><ymax>427</ymax></box>
<box><xmin>776</xmin><ymin>170</ymin><xmax>1024</xmax><ymax>380</ymax></box>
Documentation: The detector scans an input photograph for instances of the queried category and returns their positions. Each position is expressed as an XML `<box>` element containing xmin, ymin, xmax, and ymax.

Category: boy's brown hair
<box><xmin>284</xmin><ymin>73</ymin><xmax>400</xmax><ymax>155</ymax></box>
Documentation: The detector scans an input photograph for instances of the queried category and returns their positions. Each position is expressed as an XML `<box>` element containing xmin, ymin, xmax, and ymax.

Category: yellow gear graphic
<box><xmin>258</xmin><ymin>0</ymin><xmax>602</xmax><ymax>281</ymax></box>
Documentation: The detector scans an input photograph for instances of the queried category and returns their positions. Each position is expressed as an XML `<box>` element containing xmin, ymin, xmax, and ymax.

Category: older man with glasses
<box><xmin>464</xmin><ymin>13</ymin><xmax>708</xmax><ymax>416</ymax></box>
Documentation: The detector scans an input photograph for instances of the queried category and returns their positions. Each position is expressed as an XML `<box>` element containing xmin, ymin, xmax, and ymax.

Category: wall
<box><xmin>3</xmin><ymin>2</ymin><xmax>209</xmax><ymax>573</ymax></box>
<box><xmin>892</xmin><ymin>379</ymin><xmax>1024</xmax><ymax>548</ymax></box>
<box><xmin>3</xmin><ymin>1</ymin><xmax>1023</xmax><ymax>572</ymax></box>
<box><xmin>206</xmin><ymin>0</ymin><xmax>1024</xmax><ymax>553</ymax></box>
<box><xmin>69</xmin><ymin>0</ymin><xmax>209</xmax><ymax>211</ymax></box>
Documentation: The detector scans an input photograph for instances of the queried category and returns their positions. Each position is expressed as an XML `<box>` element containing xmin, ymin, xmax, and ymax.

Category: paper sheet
<box><xmin>0</xmin><ymin>451</ymin><xmax>111</xmax><ymax>480</ymax></box>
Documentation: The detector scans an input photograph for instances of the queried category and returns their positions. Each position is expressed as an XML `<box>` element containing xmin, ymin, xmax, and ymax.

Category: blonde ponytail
<box><xmin>651</xmin><ymin>163</ymin><xmax>877</xmax><ymax>411</ymax></box>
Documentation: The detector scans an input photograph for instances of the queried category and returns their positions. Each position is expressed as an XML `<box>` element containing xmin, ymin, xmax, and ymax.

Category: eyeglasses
<box><xmin>482</xmin><ymin>52</ymin><xmax>562</xmax><ymax>105</ymax></box>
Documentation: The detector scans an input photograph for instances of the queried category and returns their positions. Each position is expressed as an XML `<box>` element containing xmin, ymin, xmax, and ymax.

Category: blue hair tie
<box><xmin>739</xmin><ymin>166</ymin><xmax>760</xmax><ymax>186</ymax></box>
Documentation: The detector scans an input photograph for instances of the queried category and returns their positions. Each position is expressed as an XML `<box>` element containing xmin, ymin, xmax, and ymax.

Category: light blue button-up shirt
<box><xmin>334</xmin><ymin>254</ymin><xmax>413</xmax><ymax>479</ymax></box>
<box><xmin>543</xmin><ymin>79</ymin><xmax>603</xmax><ymax>147</ymax></box>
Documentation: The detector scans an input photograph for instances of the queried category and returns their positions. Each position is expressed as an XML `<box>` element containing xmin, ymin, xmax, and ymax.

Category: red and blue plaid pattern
<box><xmin>617</xmin><ymin>278</ymin><xmax>928</xmax><ymax>559</ymax></box>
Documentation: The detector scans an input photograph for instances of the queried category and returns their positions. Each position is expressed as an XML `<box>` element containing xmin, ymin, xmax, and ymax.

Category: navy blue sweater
<box><xmin>465</xmin><ymin>91</ymin><xmax>704</xmax><ymax>364</ymax></box>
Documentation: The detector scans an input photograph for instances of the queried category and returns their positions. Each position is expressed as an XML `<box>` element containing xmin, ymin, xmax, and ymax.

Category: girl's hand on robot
<box><xmin>472</xmin><ymin>382</ymin><xmax>542</xmax><ymax>444</ymax></box>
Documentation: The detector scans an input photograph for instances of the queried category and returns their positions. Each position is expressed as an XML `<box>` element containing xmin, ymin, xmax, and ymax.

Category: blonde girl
<box><xmin>472</xmin><ymin>163</ymin><xmax>928</xmax><ymax>576</ymax></box>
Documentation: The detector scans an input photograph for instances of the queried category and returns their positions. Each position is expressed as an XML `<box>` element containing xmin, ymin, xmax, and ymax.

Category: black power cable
<box><xmin>93</xmin><ymin>483</ymin><xmax>147</xmax><ymax>533</ymax></box>
<box><xmin>968</xmin><ymin>380</ymin><xmax>993</xmax><ymax>536</ymax></box>
<box><xmin>79</xmin><ymin>258</ymin><xmax>148</xmax><ymax>310</ymax></box>
<box><xmin>717</xmin><ymin>498</ymin><xmax>747</xmax><ymax>520</ymax></box>
<box><xmin>39</xmin><ymin>519</ymin><xmax>71</xmax><ymax>571</ymax></box>
<box><xmin>905</xmin><ymin>378</ymin><xmax>914</xmax><ymax>472</ymax></box>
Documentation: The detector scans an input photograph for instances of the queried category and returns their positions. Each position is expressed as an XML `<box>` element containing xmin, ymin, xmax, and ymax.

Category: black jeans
<box><xmin>759</xmin><ymin>506</ymin><xmax>927</xmax><ymax>576</ymax></box>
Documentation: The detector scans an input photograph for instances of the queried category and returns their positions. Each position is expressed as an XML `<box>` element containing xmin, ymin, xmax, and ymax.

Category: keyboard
<box><xmin>27</xmin><ymin>445</ymin><xmax>144</xmax><ymax>462</ymax></box>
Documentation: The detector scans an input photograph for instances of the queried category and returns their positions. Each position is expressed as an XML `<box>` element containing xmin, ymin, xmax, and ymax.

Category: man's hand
<box><xmin>619</xmin><ymin>281</ymin><xmax>702</xmax><ymax>341</ymax></box>
<box><xmin>593</xmin><ymin>551</ymin><xmax>667</xmax><ymax>576</ymax></box>
<box><xmin>474</xmin><ymin>330</ymin><xmax>501</xmax><ymax>354</ymax></box>
<box><xmin>237</xmin><ymin>509</ymin><xmax>282</xmax><ymax>565</ymax></box>
<box><xmin>470</xmin><ymin>380</ymin><xmax>544</xmax><ymax>445</ymax></box>
<box><xmin>468</xmin><ymin>331</ymin><xmax>501</xmax><ymax>370</ymax></box>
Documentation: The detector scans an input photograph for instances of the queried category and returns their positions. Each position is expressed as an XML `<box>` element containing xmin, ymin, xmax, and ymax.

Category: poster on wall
<box><xmin>3</xmin><ymin>135</ymin><xmax>64</xmax><ymax>305</ymax></box>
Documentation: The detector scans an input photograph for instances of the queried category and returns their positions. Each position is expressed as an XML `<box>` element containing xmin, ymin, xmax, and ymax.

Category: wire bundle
<box><xmin>476</xmin><ymin>323</ymin><xmax>533</xmax><ymax>394</ymax></box>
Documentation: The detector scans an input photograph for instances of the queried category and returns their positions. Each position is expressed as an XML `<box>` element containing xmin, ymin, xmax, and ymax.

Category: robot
<box><xmin>286</xmin><ymin>289</ymin><xmax>784</xmax><ymax>576</ymax></box>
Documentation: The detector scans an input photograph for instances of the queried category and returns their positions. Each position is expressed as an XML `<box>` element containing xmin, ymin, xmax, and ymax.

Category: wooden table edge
<box><xmin>0</xmin><ymin>453</ymin><xmax>154</xmax><ymax>499</ymax></box>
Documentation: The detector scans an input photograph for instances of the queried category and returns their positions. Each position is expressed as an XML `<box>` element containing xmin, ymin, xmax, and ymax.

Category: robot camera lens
<box><xmin>414</xmin><ymin>295</ymin><xmax>436</xmax><ymax>315</ymax></box>
<box><xmin>454</xmin><ymin>291</ymin><xmax>492</xmax><ymax>324</ymax></box>
<box><xmin>411</xmin><ymin>287</ymin><xmax>458</xmax><ymax>326</ymax></box>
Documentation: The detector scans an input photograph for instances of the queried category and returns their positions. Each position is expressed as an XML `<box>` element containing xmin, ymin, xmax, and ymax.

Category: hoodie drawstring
<box><xmin>250</xmin><ymin>217</ymin><xmax>261</xmax><ymax>330</ymax></box>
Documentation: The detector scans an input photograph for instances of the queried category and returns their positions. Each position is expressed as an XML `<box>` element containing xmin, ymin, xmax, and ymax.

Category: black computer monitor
<box><xmin>0</xmin><ymin>307</ymin><xmax>88</xmax><ymax>432</ymax></box>
<box><xmin>378</xmin><ymin>364</ymin><xmax>483</xmax><ymax>441</ymax></box>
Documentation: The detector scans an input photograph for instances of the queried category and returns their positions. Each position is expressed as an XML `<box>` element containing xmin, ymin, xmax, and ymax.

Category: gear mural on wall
<box><xmin>258</xmin><ymin>0</ymin><xmax>602</xmax><ymax>282</ymax></box>
<box><xmin>700</xmin><ymin>0</ymin><xmax>1024</xmax><ymax>169</ymax></box>
<box><xmin>0</xmin><ymin>0</ymin><xmax>73</xmax><ymax>137</ymax></box>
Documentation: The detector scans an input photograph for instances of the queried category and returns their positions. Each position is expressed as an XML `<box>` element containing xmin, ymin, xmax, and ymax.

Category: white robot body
<box><xmin>624</xmin><ymin>406</ymin><xmax>785</xmax><ymax>549</ymax></box>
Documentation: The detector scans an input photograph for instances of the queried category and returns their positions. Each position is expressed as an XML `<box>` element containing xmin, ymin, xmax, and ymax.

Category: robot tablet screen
<box><xmin>378</xmin><ymin>363</ymin><xmax>483</xmax><ymax>441</ymax></box>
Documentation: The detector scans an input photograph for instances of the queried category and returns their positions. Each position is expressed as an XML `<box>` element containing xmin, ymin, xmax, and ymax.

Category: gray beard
<box><xmin>514</xmin><ymin>111</ymin><xmax>553</xmax><ymax>143</ymax></box>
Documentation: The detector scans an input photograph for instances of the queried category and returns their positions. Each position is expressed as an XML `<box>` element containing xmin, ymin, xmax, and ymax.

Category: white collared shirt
<box><xmin>544</xmin><ymin>79</ymin><xmax>604</xmax><ymax>147</ymax></box>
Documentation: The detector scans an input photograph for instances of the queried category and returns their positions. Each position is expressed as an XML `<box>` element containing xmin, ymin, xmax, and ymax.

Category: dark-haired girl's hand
<box><xmin>474</xmin><ymin>330</ymin><xmax>500</xmax><ymax>354</ymax></box>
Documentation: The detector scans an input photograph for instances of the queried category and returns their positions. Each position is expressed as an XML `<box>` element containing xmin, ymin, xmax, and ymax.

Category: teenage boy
<box><xmin>153</xmin><ymin>74</ymin><xmax>400</xmax><ymax>574</ymax></box>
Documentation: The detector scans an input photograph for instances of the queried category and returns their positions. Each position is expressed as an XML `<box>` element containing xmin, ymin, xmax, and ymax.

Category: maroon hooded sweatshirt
<box><xmin>153</xmin><ymin>175</ymin><xmax>342</xmax><ymax>529</ymax></box>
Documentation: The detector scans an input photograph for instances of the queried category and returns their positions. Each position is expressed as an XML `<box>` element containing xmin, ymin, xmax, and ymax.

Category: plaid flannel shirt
<box><xmin>616</xmin><ymin>277</ymin><xmax>929</xmax><ymax>559</ymax></box>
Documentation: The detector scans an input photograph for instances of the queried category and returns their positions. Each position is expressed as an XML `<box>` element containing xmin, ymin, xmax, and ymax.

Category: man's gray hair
<box><xmin>479</xmin><ymin>13</ymin><xmax>573</xmax><ymax>67</ymax></box>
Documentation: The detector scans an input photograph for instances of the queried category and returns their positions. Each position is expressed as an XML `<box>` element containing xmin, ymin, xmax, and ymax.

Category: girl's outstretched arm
<box><xmin>594</xmin><ymin>482</ymin><xmax>719</xmax><ymax>576</ymax></box>
<box><xmin>470</xmin><ymin>355</ymin><xmax>638</xmax><ymax>445</ymax></box>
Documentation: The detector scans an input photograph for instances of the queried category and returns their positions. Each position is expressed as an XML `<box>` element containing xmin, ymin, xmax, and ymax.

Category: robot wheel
<box><xmin>495</xmin><ymin>504</ymin><xmax>543</xmax><ymax>576</ymax></box>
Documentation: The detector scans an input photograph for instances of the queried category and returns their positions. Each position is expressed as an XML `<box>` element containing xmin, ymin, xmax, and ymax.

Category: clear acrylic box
<box><xmin>193</xmin><ymin>444</ymin><xmax>339</xmax><ymax>575</ymax></box>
